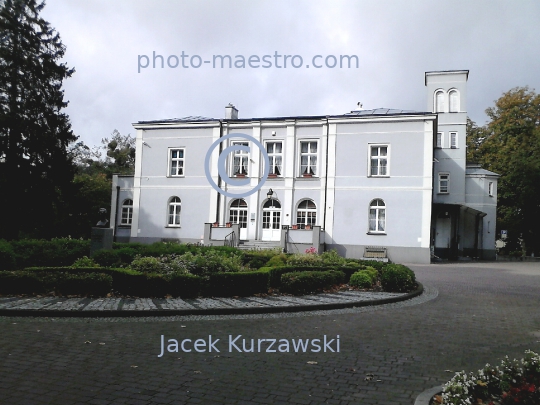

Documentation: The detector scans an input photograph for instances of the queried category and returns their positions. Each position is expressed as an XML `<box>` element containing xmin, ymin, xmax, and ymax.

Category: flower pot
<box><xmin>302</xmin><ymin>173</ymin><xmax>313</xmax><ymax>178</ymax></box>
<box><xmin>235</xmin><ymin>173</ymin><xmax>246</xmax><ymax>178</ymax></box>
<box><xmin>291</xmin><ymin>225</ymin><xmax>298</xmax><ymax>230</ymax></box>
<box><xmin>268</xmin><ymin>173</ymin><xmax>278</xmax><ymax>178</ymax></box>
<box><xmin>212</xmin><ymin>222</ymin><xmax>219</xmax><ymax>227</ymax></box>
<box><xmin>305</xmin><ymin>225</ymin><xmax>311</xmax><ymax>230</ymax></box>
<box><xmin>226</xmin><ymin>222</ymin><xmax>232</xmax><ymax>228</ymax></box>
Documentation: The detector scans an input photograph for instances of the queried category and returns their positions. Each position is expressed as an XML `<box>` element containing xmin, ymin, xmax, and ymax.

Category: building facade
<box><xmin>110</xmin><ymin>70</ymin><xmax>498</xmax><ymax>264</ymax></box>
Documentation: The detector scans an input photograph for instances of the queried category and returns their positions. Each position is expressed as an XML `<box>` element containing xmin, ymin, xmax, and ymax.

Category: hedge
<box><xmin>0</xmin><ymin>270</ymin><xmax>112</xmax><ymax>296</ymax></box>
<box><xmin>349</xmin><ymin>271</ymin><xmax>373</xmax><ymax>288</ymax></box>
<box><xmin>380</xmin><ymin>264</ymin><xmax>416</xmax><ymax>292</ymax></box>
<box><xmin>205</xmin><ymin>270</ymin><xmax>270</xmax><ymax>297</ymax></box>
<box><xmin>280</xmin><ymin>270</ymin><xmax>346</xmax><ymax>295</ymax></box>
<box><xmin>9</xmin><ymin>238</ymin><xmax>90</xmax><ymax>268</ymax></box>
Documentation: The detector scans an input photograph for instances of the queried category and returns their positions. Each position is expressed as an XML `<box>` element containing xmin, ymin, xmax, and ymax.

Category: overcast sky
<box><xmin>40</xmin><ymin>0</ymin><xmax>540</xmax><ymax>148</ymax></box>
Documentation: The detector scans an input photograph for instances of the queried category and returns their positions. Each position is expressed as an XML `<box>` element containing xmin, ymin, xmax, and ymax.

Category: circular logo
<box><xmin>204</xmin><ymin>133</ymin><xmax>270</xmax><ymax>198</ymax></box>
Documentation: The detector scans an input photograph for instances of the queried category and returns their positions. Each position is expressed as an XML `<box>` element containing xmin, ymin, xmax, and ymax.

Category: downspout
<box><xmin>215</xmin><ymin>120</ymin><xmax>224</xmax><ymax>223</ymax></box>
<box><xmin>114</xmin><ymin>185</ymin><xmax>120</xmax><ymax>241</ymax></box>
<box><xmin>323</xmin><ymin>117</ymin><xmax>330</xmax><ymax>247</ymax></box>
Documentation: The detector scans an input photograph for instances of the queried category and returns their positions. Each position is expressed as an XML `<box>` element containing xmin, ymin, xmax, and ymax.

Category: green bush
<box><xmin>0</xmin><ymin>271</ymin><xmax>46</xmax><ymax>294</ymax></box>
<box><xmin>263</xmin><ymin>265</ymin><xmax>339</xmax><ymax>288</ymax></box>
<box><xmin>241</xmin><ymin>249</ymin><xmax>281</xmax><ymax>269</ymax></box>
<box><xmin>72</xmin><ymin>256</ymin><xmax>100</xmax><ymax>268</ymax></box>
<box><xmin>380</xmin><ymin>264</ymin><xmax>416</xmax><ymax>292</ymax></box>
<box><xmin>11</xmin><ymin>238</ymin><xmax>90</xmax><ymax>268</ymax></box>
<box><xmin>114</xmin><ymin>247</ymin><xmax>139</xmax><ymax>265</ymax></box>
<box><xmin>320</xmin><ymin>249</ymin><xmax>348</xmax><ymax>266</ymax></box>
<box><xmin>56</xmin><ymin>273</ymin><xmax>112</xmax><ymax>296</ymax></box>
<box><xmin>280</xmin><ymin>270</ymin><xmax>345</xmax><ymax>295</ymax></box>
<box><xmin>265</xmin><ymin>253</ymin><xmax>289</xmax><ymax>268</ymax></box>
<box><xmin>205</xmin><ymin>270</ymin><xmax>270</xmax><ymax>297</ymax></box>
<box><xmin>349</xmin><ymin>271</ymin><xmax>373</xmax><ymax>288</ymax></box>
<box><xmin>0</xmin><ymin>239</ymin><xmax>16</xmax><ymax>270</ymax></box>
<box><xmin>129</xmin><ymin>256</ymin><xmax>163</xmax><ymax>273</ymax></box>
<box><xmin>346</xmin><ymin>259</ymin><xmax>387</xmax><ymax>271</ymax></box>
<box><xmin>167</xmin><ymin>273</ymin><xmax>202</xmax><ymax>298</ymax></box>
<box><xmin>91</xmin><ymin>250</ymin><xmax>121</xmax><ymax>267</ymax></box>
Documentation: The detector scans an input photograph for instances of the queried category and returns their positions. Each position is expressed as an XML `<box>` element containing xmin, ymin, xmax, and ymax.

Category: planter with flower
<box><xmin>434</xmin><ymin>350</ymin><xmax>540</xmax><ymax>405</ymax></box>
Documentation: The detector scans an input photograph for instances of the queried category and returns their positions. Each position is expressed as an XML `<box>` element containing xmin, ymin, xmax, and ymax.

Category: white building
<box><xmin>110</xmin><ymin>70</ymin><xmax>498</xmax><ymax>264</ymax></box>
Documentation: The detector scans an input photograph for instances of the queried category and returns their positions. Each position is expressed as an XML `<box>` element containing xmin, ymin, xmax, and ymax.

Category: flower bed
<box><xmin>438</xmin><ymin>350</ymin><xmax>540</xmax><ymax>405</ymax></box>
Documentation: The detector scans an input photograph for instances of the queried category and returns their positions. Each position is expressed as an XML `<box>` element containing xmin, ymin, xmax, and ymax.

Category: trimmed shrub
<box><xmin>91</xmin><ymin>250</ymin><xmax>121</xmax><ymax>267</ymax></box>
<box><xmin>56</xmin><ymin>273</ymin><xmax>112</xmax><ymax>296</ymax></box>
<box><xmin>129</xmin><ymin>256</ymin><xmax>163</xmax><ymax>273</ymax></box>
<box><xmin>167</xmin><ymin>273</ymin><xmax>202</xmax><ymax>298</ymax></box>
<box><xmin>264</xmin><ymin>266</ymin><xmax>339</xmax><ymax>288</ymax></box>
<box><xmin>320</xmin><ymin>250</ymin><xmax>348</xmax><ymax>266</ymax></box>
<box><xmin>0</xmin><ymin>239</ymin><xmax>16</xmax><ymax>270</ymax></box>
<box><xmin>349</xmin><ymin>271</ymin><xmax>373</xmax><ymax>288</ymax></box>
<box><xmin>380</xmin><ymin>264</ymin><xmax>416</xmax><ymax>292</ymax></box>
<box><xmin>345</xmin><ymin>259</ymin><xmax>387</xmax><ymax>271</ymax></box>
<box><xmin>0</xmin><ymin>271</ymin><xmax>46</xmax><ymax>294</ymax></box>
<box><xmin>241</xmin><ymin>250</ymin><xmax>281</xmax><ymax>269</ymax></box>
<box><xmin>265</xmin><ymin>253</ymin><xmax>289</xmax><ymax>268</ymax></box>
<box><xmin>114</xmin><ymin>247</ymin><xmax>139</xmax><ymax>265</ymax></box>
<box><xmin>72</xmin><ymin>256</ymin><xmax>100</xmax><ymax>268</ymax></box>
<box><xmin>280</xmin><ymin>270</ymin><xmax>346</xmax><ymax>295</ymax></box>
<box><xmin>205</xmin><ymin>270</ymin><xmax>270</xmax><ymax>297</ymax></box>
<box><xmin>11</xmin><ymin>238</ymin><xmax>90</xmax><ymax>268</ymax></box>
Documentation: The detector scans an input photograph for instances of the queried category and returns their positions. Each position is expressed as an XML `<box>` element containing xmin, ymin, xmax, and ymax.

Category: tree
<box><xmin>0</xmin><ymin>0</ymin><xmax>76</xmax><ymax>239</ymax></box>
<box><xmin>468</xmin><ymin>87</ymin><xmax>540</xmax><ymax>255</ymax></box>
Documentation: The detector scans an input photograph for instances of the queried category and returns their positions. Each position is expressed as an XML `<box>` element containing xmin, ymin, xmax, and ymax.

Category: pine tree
<box><xmin>0</xmin><ymin>0</ymin><xmax>76</xmax><ymax>239</ymax></box>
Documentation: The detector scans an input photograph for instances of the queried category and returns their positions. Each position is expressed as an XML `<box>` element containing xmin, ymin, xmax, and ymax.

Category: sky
<box><xmin>40</xmin><ymin>0</ymin><xmax>540</xmax><ymax>148</ymax></box>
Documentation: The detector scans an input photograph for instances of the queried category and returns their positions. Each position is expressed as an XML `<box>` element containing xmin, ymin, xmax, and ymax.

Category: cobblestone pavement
<box><xmin>0</xmin><ymin>291</ymin><xmax>406</xmax><ymax>313</ymax></box>
<box><xmin>1</xmin><ymin>262</ymin><xmax>540</xmax><ymax>404</ymax></box>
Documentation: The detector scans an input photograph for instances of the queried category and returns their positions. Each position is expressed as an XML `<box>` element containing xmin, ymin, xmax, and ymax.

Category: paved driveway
<box><xmin>1</xmin><ymin>262</ymin><xmax>540</xmax><ymax>405</ymax></box>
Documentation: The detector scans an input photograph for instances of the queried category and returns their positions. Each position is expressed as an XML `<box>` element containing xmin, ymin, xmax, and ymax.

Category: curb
<box><xmin>0</xmin><ymin>282</ymin><xmax>423</xmax><ymax>318</ymax></box>
<box><xmin>414</xmin><ymin>385</ymin><xmax>442</xmax><ymax>405</ymax></box>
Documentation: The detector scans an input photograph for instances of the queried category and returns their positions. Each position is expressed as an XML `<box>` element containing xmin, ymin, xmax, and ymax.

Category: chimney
<box><xmin>225</xmin><ymin>103</ymin><xmax>238</xmax><ymax>120</ymax></box>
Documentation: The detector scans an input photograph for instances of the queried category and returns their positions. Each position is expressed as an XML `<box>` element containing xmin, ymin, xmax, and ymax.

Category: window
<box><xmin>435</xmin><ymin>90</ymin><xmax>445</xmax><ymax>113</ymax></box>
<box><xmin>450</xmin><ymin>132</ymin><xmax>458</xmax><ymax>149</ymax></box>
<box><xmin>488</xmin><ymin>182</ymin><xmax>494</xmax><ymax>197</ymax></box>
<box><xmin>369</xmin><ymin>145</ymin><xmax>389</xmax><ymax>176</ymax></box>
<box><xmin>167</xmin><ymin>197</ymin><xmax>181</xmax><ymax>226</ymax></box>
<box><xmin>449</xmin><ymin>90</ymin><xmax>459</xmax><ymax>112</ymax></box>
<box><xmin>266</xmin><ymin>142</ymin><xmax>283</xmax><ymax>176</ymax></box>
<box><xmin>439</xmin><ymin>173</ymin><xmax>449</xmax><ymax>194</ymax></box>
<box><xmin>296</xmin><ymin>199</ymin><xmax>316</xmax><ymax>229</ymax></box>
<box><xmin>232</xmin><ymin>142</ymin><xmax>249</xmax><ymax>176</ymax></box>
<box><xmin>120</xmin><ymin>199</ymin><xmax>133</xmax><ymax>225</ymax></box>
<box><xmin>369</xmin><ymin>199</ymin><xmax>386</xmax><ymax>233</ymax></box>
<box><xmin>299</xmin><ymin>141</ymin><xmax>317</xmax><ymax>176</ymax></box>
<box><xmin>436</xmin><ymin>132</ymin><xmax>443</xmax><ymax>148</ymax></box>
<box><xmin>169</xmin><ymin>148</ymin><xmax>185</xmax><ymax>176</ymax></box>
<box><xmin>229</xmin><ymin>199</ymin><xmax>248</xmax><ymax>229</ymax></box>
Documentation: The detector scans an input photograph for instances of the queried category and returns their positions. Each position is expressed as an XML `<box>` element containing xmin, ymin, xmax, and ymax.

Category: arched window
<box><xmin>229</xmin><ymin>198</ymin><xmax>248</xmax><ymax>229</ymax></box>
<box><xmin>296</xmin><ymin>199</ymin><xmax>316</xmax><ymax>229</ymax></box>
<box><xmin>369</xmin><ymin>199</ymin><xmax>386</xmax><ymax>233</ymax></box>
<box><xmin>121</xmin><ymin>199</ymin><xmax>133</xmax><ymax>225</ymax></box>
<box><xmin>435</xmin><ymin>90</ymin><xmax>445</xmax><ymax>113</ymax></box>
<box><xmin>168</xmin><ymin>197</ymin><xmax>181</xmax><ymax>226</ymax></box>
<box><xmin>449</xmin><ymin>90</ymin><xmax>459</xmax><ymax>112</ymax></box>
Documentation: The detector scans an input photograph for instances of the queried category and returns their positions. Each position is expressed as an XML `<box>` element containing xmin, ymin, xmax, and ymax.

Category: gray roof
<box><xmin>137</xmin><ymin>108</ymin><xmax>432</xmax><ymax>125</ymax></box>
<box><xmin>466</xmin><ymin>166</ymin><xmax>500</xmax><ymax>177</ymax></box>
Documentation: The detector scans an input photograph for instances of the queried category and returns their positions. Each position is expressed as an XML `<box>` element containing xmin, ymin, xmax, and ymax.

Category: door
<box><xmin>229</xmin><ymin>199</ymin><xmax>248</xmax><ymax>240</ymax></box>
<box><xmin>262</xmin><ymin>199</ymin><xmax>281</xmax><ymax>241</ymax></box>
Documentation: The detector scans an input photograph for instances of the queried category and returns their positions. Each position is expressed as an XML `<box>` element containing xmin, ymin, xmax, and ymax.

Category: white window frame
<box><xmin>450</xmin><ymin>132</ymin><xmax>458</xmax><ymax>149</ymax></box>
<box><xmin>120</xmin><ymin>199</ymin><xmax>133</xmax><ymax>225</ymax></box>
<box><xmin>298</xmin><ymin>140</ymin><xmax>318</xmax><ymax>177</ymax></box>
<box><xmin>296</xmin><ymin>199</ymin><xmax>317</xmax><ymax>229</ymax></box>
<box><xmin>435</xmin><ymin>90</ymin><xmax>445</xmax><ymax>113</ymax></box>
<box><xmin>449</xmin><ymin>89</ymin><xmax>460</xmax><ymax>112</ymax></box>
<box><xmin>488</xmin><ymin>181</ymin><xmax>494</xmax><ymax>197</ymax></box>
<box><xmin>167</xmin><ymin>196</ymin><xmax>181</xmax><ymax>227</ymax></box>
<box><xmin>231</xmin><ymin>141</ymin><xmax>249</xmax><ymax>176</ymax></box>
<box><xmin>265</xmin><ymin>141</ymin><xmax>283</xmax><ymax>177</ymax></box>
<box><xmin>438</xmin><ymin>173</ymin><xmax>450</xmax><ymax>194</ymax></box>
<box><xmin>436</xmin><ymin>132</ymin><xmax>443</xmax><ymax>148</ymax></box>
<box><xmin>368</xmin><ymin>144</ymin><xmax>390</xmax><ymax>177</ymax></box>
<box><xmin>168</xmin><ymin>148</ymin><xmax>185</xmax><ymax>177</ymax></box>
<box><xmin>368</xmin><ymin>199</ymin><xmax>386</xmax><ymax>234</ymax></box>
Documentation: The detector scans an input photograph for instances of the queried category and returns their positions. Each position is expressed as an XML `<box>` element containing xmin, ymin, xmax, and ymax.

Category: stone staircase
<box><xmin>238</xmin><ymin>240</ymin><xmax>282</xmax><ymax>251</ymax></box>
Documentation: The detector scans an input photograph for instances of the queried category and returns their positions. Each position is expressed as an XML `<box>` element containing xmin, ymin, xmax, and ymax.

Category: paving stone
<box><xmin>83</xmin><ymin>298</ymin><xmax>122</xmax><ymax>311</ymax></box>
<box><xmin>156</xmin><ymin>299</ymin><xmax>197</xmax><ymax>310</ymax></box>
<box><xmin>122</xmin><ymin>298</ymin><xmax>158</xmax><ymax>311</ymax></box>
